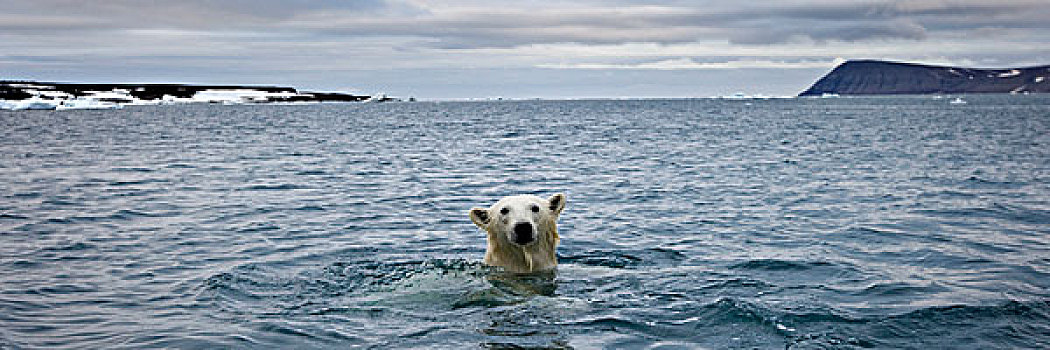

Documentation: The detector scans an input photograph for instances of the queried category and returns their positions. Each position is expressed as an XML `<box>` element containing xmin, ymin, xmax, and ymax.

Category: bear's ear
<box><xmin>470</xmin><ymin>207</ymin><xmax>491</xmax><ymax>228</ymax></box>
<box><xmin>548</xmin><ymin>193</ymin><xmax>566</xmax><ymax>216</ymax></box>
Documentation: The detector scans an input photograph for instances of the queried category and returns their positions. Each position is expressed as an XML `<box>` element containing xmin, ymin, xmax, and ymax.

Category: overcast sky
<box><xmin>2</xmin><ymin>0</ymin><xmax>1048</xmax><ymax>99</ymax></box>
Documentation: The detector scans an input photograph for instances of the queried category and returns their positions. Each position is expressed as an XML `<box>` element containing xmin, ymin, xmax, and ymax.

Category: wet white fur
<box><xmin>470</xmin><ymin>194</ymin><xmax>566</xmax><ymax>273</ymax></box>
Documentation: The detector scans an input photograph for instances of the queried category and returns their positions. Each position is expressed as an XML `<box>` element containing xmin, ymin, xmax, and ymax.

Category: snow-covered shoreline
<box><xmin>0</xmin><ymin>81</ymin><xmax>397</xmax><ymax>110</ymax></box>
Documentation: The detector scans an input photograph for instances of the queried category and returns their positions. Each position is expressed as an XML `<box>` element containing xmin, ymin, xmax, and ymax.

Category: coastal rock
<box><xmin>799</xmin><ymin>60</ymin><xmax>1050</xmax><ymax>96</ymax></box>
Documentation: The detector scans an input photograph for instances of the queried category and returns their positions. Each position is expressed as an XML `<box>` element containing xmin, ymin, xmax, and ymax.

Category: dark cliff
<box><xmin>799</xmin><ymin>60</ymin><xmax>1050</xmax><ymax>96</ymax></box>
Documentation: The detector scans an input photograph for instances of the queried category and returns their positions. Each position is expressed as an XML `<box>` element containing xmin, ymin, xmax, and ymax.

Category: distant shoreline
<box><xmin>0</xmin><ymin>80</ymin><xmax>400</xmax><ymax>110</ymax></box>
<box><xmin>799</xmin><ymin>60</ymin><xmax>1050</xmax><ymax>96</ymax></box>
<box><xmin>4</xmin><ymin>72</ymin><xmax>1049</xmax><ymax>110</ymax></box>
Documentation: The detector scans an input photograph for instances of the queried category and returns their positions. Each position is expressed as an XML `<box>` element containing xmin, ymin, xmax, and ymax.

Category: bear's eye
<box><xmin>530</xmin><ymin>205</ymin><xmax>539</xmax><ymax>213</ymax></box>
<box><xmin>500</xmin><ymin>207</ymin><xmax>509</xmax><ymax>215</ymax></box>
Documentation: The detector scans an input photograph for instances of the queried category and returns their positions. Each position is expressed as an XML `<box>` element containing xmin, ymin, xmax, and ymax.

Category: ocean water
<box><xmin>1</xmin><ymin>96</ymin><xmax>1049</xmax><ymax>349</ymax></box>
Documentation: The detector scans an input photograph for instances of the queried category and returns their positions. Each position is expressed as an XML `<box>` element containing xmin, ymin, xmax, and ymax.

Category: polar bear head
<box><xmin>470</xmin><ymin>193</ymin><xmax>566</xmax><ymax>273</ymax></box>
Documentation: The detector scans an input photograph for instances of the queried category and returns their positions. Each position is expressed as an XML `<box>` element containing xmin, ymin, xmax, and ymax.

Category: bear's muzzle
<box><xmin>511</xmin><ymin>222</ymin><xmax>535</xmax><ymax>245</ymax></box>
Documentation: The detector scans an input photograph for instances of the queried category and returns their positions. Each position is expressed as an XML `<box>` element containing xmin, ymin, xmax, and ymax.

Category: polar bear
<box><xmin>470</xmin><ymin>193</ymin><xmax>566</xmax><ymax>273</ymax></box>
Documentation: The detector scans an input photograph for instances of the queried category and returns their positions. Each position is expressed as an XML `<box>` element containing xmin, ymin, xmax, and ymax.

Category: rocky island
<box><xmin>0</xmin><ymin>81</ymin><xmax>396</xmax><ymax>110</ymax></box>
<box><xmin>799</xmin><ymin>60</ymin><xmax>1050</xmax><ymax>96</ymax></box>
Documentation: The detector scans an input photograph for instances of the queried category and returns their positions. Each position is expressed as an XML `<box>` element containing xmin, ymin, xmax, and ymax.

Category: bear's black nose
<box><xmin>512</xmin><ymin>222</ymin><xmax>534</xmax><ymax>245</ymax></box>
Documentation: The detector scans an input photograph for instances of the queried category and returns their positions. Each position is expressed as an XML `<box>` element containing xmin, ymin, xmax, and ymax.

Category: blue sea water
<box><xmin>1</xmin><ymin>96</ymin><xmax>1049</xmax><ymax>349</ymax></box>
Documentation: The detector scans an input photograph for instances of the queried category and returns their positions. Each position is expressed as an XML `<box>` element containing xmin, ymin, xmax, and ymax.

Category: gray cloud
<box><xmin>727</xmin><ymin>18</ymin><xmax>929</xmax><ymax>45</ymax></box>
<box><xmin>1</xmin><ymin>0</ymin><xmax>1046</xmax><ymax>47</ymax></box>
<box><xmin>0</xmin><ymin>0</ymin><xmax>400</xmax><ymax>31</ymax></box>
<box><xmin>0</xmin><ymin>0</ymin><xmax>1047</xmax><ymax>98</ymax></box>
<box><xmin>309</xmin><ymin>1</ymin><xmax>1048</xmax><ymax>49</ymax></box>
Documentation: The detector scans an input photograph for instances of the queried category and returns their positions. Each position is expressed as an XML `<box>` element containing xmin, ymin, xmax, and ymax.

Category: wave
<box><xmin>107</xmin><ymin>178</ymin><xmax>168</xmax><ymax>186</ymax></box>
<box><xmin>191</xmin><ymin>257</ymin><xmax>1048</xmax><ymax>348</ymax></box>
<box><xmin>197</xmin><ymin>257</ymin><xmax>532</xmax><ymax>318</ymax></box>
<box><xmin>239</xmin><ymin>184</ymin><xmax>305</xmax><ymax>191</ymax></box>
<box><xmin>559</xmin><ymin>247</ymin><xmax>687</xmax><ymax>268</ymax></box>
<box><xmin>729</xmin><ymin>259</ymin><xmax>831</xmax><ymax>271</ymax></box>
<box><xmin>786</xmin><ymin>299</ymin><xmax>1050</xmax><ymax>349</ymax></box>
<box><xmin>110</xmin><ymin>166</ymin><xmax>156</xmax><ymax>173</ymax></box>
<box><xmin>591</xmin><ymin>297</ymin><xmax>1050</xmax><ymax>349</ymax></box>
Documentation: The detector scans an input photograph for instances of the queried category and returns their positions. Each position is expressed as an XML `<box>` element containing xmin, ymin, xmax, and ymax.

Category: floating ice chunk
<box><xmin>56</xmin><ymin>97</ymin><xmax>122</xmax><ymax>110</ymax></box>
<box><xmin>37</xmin><ymin>90</ymin><xmax>73</xmax><ymax>100</ymax></box>
<box><xmin>998</xmin><ymin>69</ymin><xmax>1021</xmax><ymax>78</ymax></box>
<box><xmin>1</xmin><ymin>96</ymin><xmax>59</xmax><ymax>110</ymax></box>
<box><xmin>192</xmin><ymin>89</ymin><xmax>300</xmax><ymax>104</ymax></box>
<box><xmin>83</xmin><ymin>91</ymin><xmax>135</xmax><ymax>104</ymax></box>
